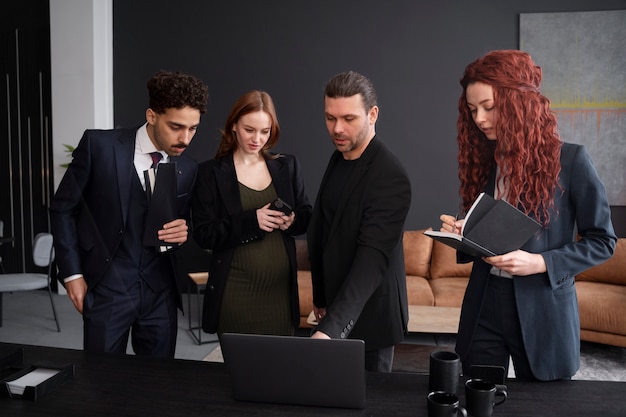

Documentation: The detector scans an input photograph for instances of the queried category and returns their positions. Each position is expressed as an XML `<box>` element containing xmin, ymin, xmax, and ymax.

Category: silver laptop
<box><xmin>220</xmin><ymin>333</ymin><xmax>366</xmax><ymax>409</ymax></box>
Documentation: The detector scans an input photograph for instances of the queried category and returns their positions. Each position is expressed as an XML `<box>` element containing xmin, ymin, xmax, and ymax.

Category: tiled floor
<box><xmin>1</xmin><ymin>290</ymin><xmax>625</xmax><ymax>381</ymax></box>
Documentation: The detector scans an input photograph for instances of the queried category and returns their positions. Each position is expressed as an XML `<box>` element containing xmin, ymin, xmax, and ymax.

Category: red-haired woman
<box><xmin>440</xmin><ymin>50</ymin><xmax>616</xmax><ymax>381</ymax></box>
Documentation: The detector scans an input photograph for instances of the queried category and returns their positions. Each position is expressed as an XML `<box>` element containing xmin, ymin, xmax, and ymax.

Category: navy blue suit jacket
<box><xmin>191</xmin><ymin>153</ymin><xmax>312</xmax><ymax>333</ymax></box>
<box><xmin>456</xmin><ymin>143</ymin><xmax>616</xmax><ymax>380</ymax></box>
<box><xmin>50</xmin><ymin>127</ymin><xmax>198</xmax><ymax>308</ymax></box>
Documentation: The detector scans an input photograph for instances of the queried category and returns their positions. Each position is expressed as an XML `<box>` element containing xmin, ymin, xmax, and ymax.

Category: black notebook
<box><xmin>424</xmin><ymin>192</ymin><xmax>541</xmax><ymax>257</ymax></box>
<box><xmin>143</xmin><ymin>162</ymin><xmax>177</xmax><ymax>248</ymax></box>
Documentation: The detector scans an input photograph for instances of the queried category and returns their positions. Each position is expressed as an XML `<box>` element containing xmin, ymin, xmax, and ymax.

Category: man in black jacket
<box><xmin>308</xmin><ymin>71</ymin><xmax>412</xmax><ymax>372</ymax></box>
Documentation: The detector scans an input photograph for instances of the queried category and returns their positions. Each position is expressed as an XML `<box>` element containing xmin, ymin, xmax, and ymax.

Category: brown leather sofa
<box><xmin>295</xmin><ymin>239</ymin><xmax>314</xmax><ymax>328</ymax></box>
<box><xmin>402</xmin><ymin>229</ymin><xmax>471</xmax><ymax>308</ymax></box>
<box><xmin>575</xmin><ymin>237</ymin><xmax>626</xmax><ymax>347</ymax></box>
<box><xmin>296</xmin><ymin>231</ymin><xmax>626</xmax><ymax>348</ymax></box>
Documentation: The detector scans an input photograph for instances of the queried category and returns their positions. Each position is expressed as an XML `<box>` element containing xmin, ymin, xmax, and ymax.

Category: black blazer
<box><xmin>307</xmin><ymin>137</ymin><xmax>412</xmax><ymax>351</ymax></box>
<box><xmin>50</xmin><ymin>127</ymin><xmax>198</xmax><ymax>307</ymax></box>
<box><xmin>192</xmin><ymin>153</ymin><xmax>312</xmax><ymax>333</ymax></box>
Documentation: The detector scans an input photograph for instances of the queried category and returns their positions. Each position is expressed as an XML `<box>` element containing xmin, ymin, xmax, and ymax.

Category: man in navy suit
<box><xmin>308</xmin><ymin>71</ymin><xmax>411</xmax><ymax>372</ymax></box>
<box><xmin>50</xmin><ymin>71</ymin><xmax>209</xmax><ymax>357</ymax></box>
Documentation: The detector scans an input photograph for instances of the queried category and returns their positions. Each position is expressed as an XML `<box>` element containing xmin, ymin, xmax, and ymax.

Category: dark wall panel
<box><xmin>1</xmin><ymin>0</ymin><xmax>54</xmax><ymax>274</ymax></box>
<box><xmin>113</xmin><ymin>0</ymin><xmax>626</xmax><ymax>231</ymax></box>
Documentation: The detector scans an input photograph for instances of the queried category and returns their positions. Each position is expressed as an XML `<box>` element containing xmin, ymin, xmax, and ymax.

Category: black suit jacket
<box><xmin>307</xmin><ymin>137</ymin><xmax>412</xmax><ymax>350</ymax></box>
<box><xmin>192</xmin><ymin>153</ymin><xmax>312</xmax><ymax>333</ymax></box>
<box><xmin>50</xmin><ymin>127</ymin><xmax>198</xmax><ymax>308</ymax></box>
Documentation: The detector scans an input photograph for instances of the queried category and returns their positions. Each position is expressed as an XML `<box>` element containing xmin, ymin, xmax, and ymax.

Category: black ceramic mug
<box><xmin>427</xmin><ymin>391</ymin><xmax>468</xmax><ymax>417</ymax></box>
<box><xmin>429</xmin><ymin>350</ymin><xmax>461</xmax><ymax>394</ymax></box>
<box><xmin>464</xmin><ymin>378</ymin><xmax>507</xmax><ymax>417</ymax></box>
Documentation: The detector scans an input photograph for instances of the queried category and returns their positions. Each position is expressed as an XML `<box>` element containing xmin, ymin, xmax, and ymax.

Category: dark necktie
<box><xmin>146</xmin><ymin>152</ymin><xmax>171</xmax><ymax>252</ymax></box>
<box><xmin>149</xmin><ymin>151</ymin><xmax>163</xmax><ymax>169</ymax></box>
<box><xmin>145</xmin><ymin>152</ymin><xmax>163</xmax><ymax>199</ymax></box>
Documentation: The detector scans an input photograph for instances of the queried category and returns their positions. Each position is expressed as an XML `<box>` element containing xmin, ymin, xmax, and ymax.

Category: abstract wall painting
<box><xmin>520</xmin><ymin>10</ymin><xmax>626</xmax><ymax>205</ymax></box>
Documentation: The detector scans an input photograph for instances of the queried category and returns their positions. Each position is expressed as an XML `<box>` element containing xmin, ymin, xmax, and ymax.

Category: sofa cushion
<box><xmin>403</xmin><ymin>229</ymin><xmax>433</xmax><ymax>278</ymax></box>
<box><xmin>580</xmin><ymin>329</ymin><xmax>626</xmax><ymax>348</ymax></box>
<box><xmin>406</xmin><ymin>275</ymin><xmax>435</xmax><ymax>306</ymax></box>
<box><xmin>576</xmin><ymin>281</ymin><xmax>626</xmax><ymax>336</ymax></box>
<box><xmin>430</xmin><ymin>277</ymin><xmax>468</xmax><ymax>307</ymax></box>
<box><xmin>577</xmin><ymin>238</ymin><xmax>625</xmax><ymax>285</ymax></box>
<box><xmin>430</xmin><ymin>240</ymin><xmax>473</xmax><ymax>279</ymax></box>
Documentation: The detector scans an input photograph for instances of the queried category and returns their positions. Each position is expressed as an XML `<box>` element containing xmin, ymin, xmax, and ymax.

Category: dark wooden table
<box><xmin>1</xmin><ymin>343</ymin><xmax>624</xmax><ymax>416</ymax></box>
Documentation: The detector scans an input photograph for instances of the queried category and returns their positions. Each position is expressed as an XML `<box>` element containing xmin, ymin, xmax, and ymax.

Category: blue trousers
<box><xmin>83</xmin><ymin>279</ymin><xmax>177</xmax><ymax>358</ymax></box>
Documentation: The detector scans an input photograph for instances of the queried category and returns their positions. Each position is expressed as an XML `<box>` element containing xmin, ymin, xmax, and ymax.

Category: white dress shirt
<box><xmin>135</xmin><ymin>123</ymin><xmax>168</xmax><ymax>190</ymax></box>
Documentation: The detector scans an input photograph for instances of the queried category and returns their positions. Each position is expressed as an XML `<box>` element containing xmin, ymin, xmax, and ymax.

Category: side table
<box><xmin>186</xmin><ymin>272</ymin><xmax>210</xmax><ymax>344</ymax></box>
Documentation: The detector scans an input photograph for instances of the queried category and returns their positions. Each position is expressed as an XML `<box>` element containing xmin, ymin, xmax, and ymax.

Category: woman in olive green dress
<box><xmin>192</xmin><ymin>90</ymin><xmax>312</xmax><ymax>336</ymax></box>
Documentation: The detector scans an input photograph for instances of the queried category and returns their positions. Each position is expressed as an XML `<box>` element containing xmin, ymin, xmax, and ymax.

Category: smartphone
<box><xmin>269</xmin><ymin>197</ymin><xmax>293</xmax><ymax>215</ymax></box>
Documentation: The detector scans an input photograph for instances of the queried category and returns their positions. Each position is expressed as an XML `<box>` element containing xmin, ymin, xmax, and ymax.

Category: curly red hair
<box><xmin>457</xmin><ymin>50</ymin><xmax>562</xmax><ymax>226</ymax></box>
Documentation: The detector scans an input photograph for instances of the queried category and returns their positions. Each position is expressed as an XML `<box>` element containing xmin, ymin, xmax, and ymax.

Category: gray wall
<box><xmin>112</xmin><ymin>0</ymin><xmax>625</xmax><ymax>230</ymax></box>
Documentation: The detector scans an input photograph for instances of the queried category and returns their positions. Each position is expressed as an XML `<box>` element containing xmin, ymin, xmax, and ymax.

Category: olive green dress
<box><xmin>217</xmin><ymin>183</ymin><xmax>293</xmax><ymax>336</ymax></box>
